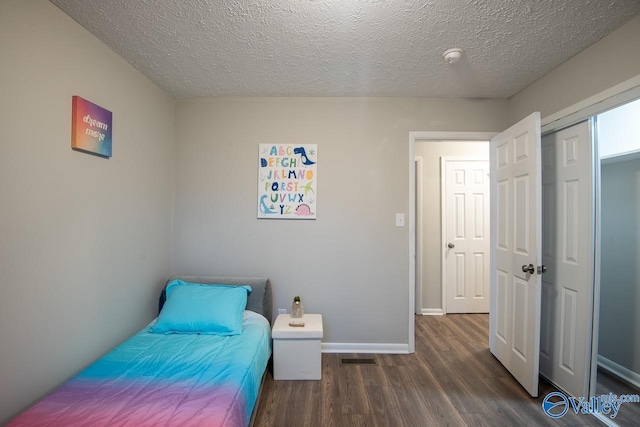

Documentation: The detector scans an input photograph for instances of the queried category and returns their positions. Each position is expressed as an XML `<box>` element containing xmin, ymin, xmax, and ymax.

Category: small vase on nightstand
<box><xmin>290</xmin><ymin>296</ymin><xmax>305</xmax><ymax>326</ymax></box>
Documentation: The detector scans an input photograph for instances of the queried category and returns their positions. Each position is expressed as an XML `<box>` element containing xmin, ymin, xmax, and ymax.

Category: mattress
<box><xmin>9</xmin><ymin>310</ymin><xmax>271</xmax><ymax>427</ymax></box>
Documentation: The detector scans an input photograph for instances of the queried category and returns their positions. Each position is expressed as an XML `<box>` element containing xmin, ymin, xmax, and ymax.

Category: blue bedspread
<box><xmin>10</xmin><ymin>311</ymin><xmax>271</xmax><ymax>427</ymax></box>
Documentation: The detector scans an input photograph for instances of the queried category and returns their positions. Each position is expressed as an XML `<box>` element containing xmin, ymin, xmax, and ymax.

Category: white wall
<box><xmin>415</xmin><ymin>141</ymin><xmax>489</xmax><ymax>311</ymax></box>
<box><xmin>172</xmin><ymin>97</ymin><xmax>508</xmax><ymax>346</ymax></box>
<box><xmin>509</xmin><ymin>14</ymin><xmax>640</xmax><ymax>124</ymax></box>
<box><xmin>598</xmin><ymin>158</ymin><xmax>640</xmax><ymax>375</ymax></box>
<box><xmin>0</xmin><ymin>1</ymin><xmax>174</xmax><ymax>423</ymax></box>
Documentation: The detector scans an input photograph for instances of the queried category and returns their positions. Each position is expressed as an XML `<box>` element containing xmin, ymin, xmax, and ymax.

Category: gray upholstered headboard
<box><xmin>159</xmin><ymin>276</ymin><xmax>273</xmax><ymax>324</ymax></box>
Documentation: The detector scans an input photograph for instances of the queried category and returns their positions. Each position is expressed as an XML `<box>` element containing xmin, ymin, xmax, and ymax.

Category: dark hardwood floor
<box><xmin>254</xmin><ymin>314</ymin><xmax>605</xmax><ymax>426</ymax></box>
<box><xmin>595</xmin><ymin>366</ymin><xmax>640</xmax><ymax>426</ymax></box>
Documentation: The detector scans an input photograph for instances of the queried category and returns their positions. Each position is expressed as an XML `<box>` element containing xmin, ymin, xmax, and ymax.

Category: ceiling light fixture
<box><xmin>443</xmin><ymin>48</ymin><xmax>463</xmax><ymax>64</ymax></box>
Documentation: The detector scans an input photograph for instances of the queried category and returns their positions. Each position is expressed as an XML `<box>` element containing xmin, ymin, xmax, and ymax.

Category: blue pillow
<box><xmin>164</xmin><ymin>279</ymin><xmax>200</xmax><ymax>298</ymax></box>
<box><xmin>150</xmin><ymin>284</ymin><xmax>252</xmax><ymax>335</ymax></box>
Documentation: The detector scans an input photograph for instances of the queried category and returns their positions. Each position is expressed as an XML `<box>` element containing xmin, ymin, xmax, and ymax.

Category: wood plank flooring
<box><xmin>595</xmin><ymin>366</ymin><xmax>640</xmax><ymax>426</ymax></box>
<box><xmin>254</xmin><ymin>314</ymin><xmax>604</xmax><ymax>426</ymax></box>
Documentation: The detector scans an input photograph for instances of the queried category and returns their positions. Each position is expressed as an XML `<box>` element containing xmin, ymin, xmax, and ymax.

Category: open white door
<box><xmin>490</xmin><ymin>112</ymin><xmax>542</xmax><ymax>397</ymax></box>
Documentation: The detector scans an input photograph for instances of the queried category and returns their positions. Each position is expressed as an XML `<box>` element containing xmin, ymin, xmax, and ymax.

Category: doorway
<box><xmin>412</xmin><ymin>136</ymin><xmax>492</xmax><ymax>316</ymax></box>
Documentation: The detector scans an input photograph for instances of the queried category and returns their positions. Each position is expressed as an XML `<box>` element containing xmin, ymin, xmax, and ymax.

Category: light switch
<box><xmin>395</xmin><ymin>213</ymin><xmax>405</xmax><ymax>227</ymax></box>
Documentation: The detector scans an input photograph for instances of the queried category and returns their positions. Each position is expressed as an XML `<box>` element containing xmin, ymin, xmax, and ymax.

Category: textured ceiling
<box><xmin>50</xmin><ymin>0</ymin><xmax>640</xmax><ymax>99</ymax></box>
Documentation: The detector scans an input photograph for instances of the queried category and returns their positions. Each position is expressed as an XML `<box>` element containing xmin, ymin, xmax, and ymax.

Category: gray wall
<box><xmin>598</xmin><ymin>158</ymin><xmax>640</xmax><ymax>374</ymax></box>
<box><xmin>509</xmin><ymin>14</ymin><xmax>640</xmax><ymax>124</ymax></box>
<box><xmin>172</xmin><ymin>97</ymin><xmax>508</xmax><ymax>345</ymax></box>
<box><xmin>0</xmin><ymin>1</ymin><xmax>174</xmax><ymax>423</ymax></box>
<box><xmin>415</xmin><ymin>141</ymin><xmax>489</xmax><ymax>311</ymax></box>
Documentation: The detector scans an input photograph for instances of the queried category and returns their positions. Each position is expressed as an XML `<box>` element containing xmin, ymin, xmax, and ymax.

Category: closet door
<box><xmin>540</xmin><ymin>119</ymin><xmax>596</xmax><ymax>398</ymax></box>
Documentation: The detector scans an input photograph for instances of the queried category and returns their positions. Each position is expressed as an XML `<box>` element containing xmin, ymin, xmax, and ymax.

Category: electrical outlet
<box><xmin>277</xmin><ymin>308</ymin><xmax>287</xmax><ymax>315</ymax></box>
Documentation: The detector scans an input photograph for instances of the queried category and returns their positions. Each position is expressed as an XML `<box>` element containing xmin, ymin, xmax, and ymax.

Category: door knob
<box><xmin>522</xmin><ymin>264</ymin><xmax>535</xmax><ymax>274</ymax></box>
<box><xmin>448</xmin><ymin>243</ymin><xmax>455</xmax><ymax>248</ymax></box>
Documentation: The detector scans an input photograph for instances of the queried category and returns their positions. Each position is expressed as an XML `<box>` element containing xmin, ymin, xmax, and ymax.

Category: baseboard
<box><xmin>598</xmin><ymin>354</ymin><xmax>640</xmax><ymax>389</ymax></box>
<box><xmin>321</xmin><ymin>342</ymin><xmax>410</xmax><ymax>354</ymax></box>
<box><xmin>420</xmin><ymin>308</ymin><xmax>444</xmax><ymax>316</ymax></box>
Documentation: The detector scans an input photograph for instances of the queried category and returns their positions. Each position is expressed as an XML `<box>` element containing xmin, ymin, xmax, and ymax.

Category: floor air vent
<box><xmin>340</xmin><ymin>358</ymin><xmax>377</xmax><ymax>365</ymax></box>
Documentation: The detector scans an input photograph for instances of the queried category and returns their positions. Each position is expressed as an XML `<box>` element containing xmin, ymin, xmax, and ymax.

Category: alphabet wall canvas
<box><xmin>258</xmin><ymin>144</ymin><xmax>317</xmax><ymax>219</ymax></box>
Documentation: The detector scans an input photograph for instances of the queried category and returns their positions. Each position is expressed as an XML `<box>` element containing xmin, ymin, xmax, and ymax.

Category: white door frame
<box><xmin>440</xmin><ymin>156</ymin><xmax>490</xmax><ymax>314</ymax></box>
<box><xmin>408</xmin><ymin>132</ymin><xmax>496</xmax><ymax>351</ymax></box>
<box><xmin>415</xmin><ymin>157</ymin><xmax>424</xmax><ymax>315</ymax></box>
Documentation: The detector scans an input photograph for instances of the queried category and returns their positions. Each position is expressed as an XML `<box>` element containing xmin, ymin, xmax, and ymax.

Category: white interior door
<box><xmin>490</xmin><ymin>112</ymin><xmax>542</xmax><ymax>397</ymax></box>
<box><xmin>444</xmin><ymin>159</ymin><xmax>490</xmax><ymax>313</ymax></box>
<box><xmin>540</xmin><ymin>120</ymin><xmax>595</xmax><ymax>398</ymax></box>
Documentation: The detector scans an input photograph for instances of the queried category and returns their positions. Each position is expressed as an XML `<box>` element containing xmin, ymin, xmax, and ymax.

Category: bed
<box><xmin>9</xmin><ymin>276</ymin><xmax>273</xmax><ymax>427</ymax></box>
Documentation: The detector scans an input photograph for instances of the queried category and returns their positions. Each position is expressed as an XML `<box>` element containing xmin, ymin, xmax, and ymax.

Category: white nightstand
<box><xmin>272</xmin><ymin>313</ymin><xmax>323</xmax><ymax>380</ymax></box>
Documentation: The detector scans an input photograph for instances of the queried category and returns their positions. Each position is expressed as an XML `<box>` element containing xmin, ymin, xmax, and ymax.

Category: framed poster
<box><xmin>258</xmin><ymin>144</ymin><xmax>317</xmax><ymax>219</ymax></box>
<box><xmin>71</xmin><ymin>96</ymin><xmax>112</xmax><ymax>158</ymax></box>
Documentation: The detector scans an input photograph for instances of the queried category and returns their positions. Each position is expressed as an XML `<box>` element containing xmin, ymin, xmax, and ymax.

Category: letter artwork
<box><xmin>258</xmin><ymin>144</ymin><xmax>317</xmax><ymax>219</ymax></box>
